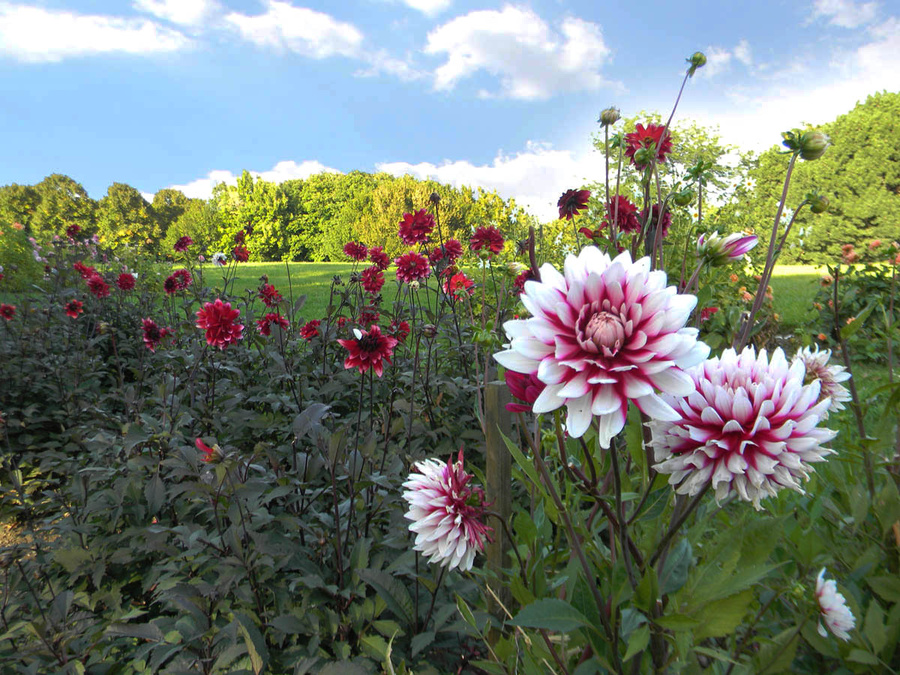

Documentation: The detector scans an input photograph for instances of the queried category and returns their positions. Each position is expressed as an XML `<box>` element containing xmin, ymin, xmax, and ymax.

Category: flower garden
<box><xmin>1</xmin><ymin>54</ymin><xmax>899</xmax><ymax>675</ymax></box>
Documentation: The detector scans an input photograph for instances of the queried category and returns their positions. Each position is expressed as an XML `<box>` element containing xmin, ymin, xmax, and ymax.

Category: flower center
<box><xmin>577</xmin><ymin>306</ymin><xmax>626</xmax><ymax>354</ymax></box>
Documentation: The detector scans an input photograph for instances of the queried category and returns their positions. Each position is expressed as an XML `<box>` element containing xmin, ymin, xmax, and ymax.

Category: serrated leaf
<box><xmin>293</xmin><ymin>403</ymin><xmax>330</xmax><ymax>440</ymax></box>
<box><xmin>509</xmin><ymin>598</ymin><xmax>592</xmax><ymax>633</ymax></box>
<box><xmin>623</xmin><ymin>624</ymin><xmax>649</xmax><ymax>662</ymax></box>
<box><xmin>145</xmin><ymin>472</ymin><xmax>165</xmax><ymax>515</ymax></box>
<box><xmin>235</xmin><ymin>613</ymin><xmax>268</xmax><ymax>675</ymax></box>
<box><xmin>864</xmin><ymin>600</ymin><xmax>887</xmax><ymax>655</ymax></box>
<box><xmin>269</xmin><ymin>614</ymin><xmax>308</xmax><ymax>635</ymax></box>
<box><xmin>754</xmin><ymin>626</ymin><xmax>800</xmax><ymax>674</ymax></box>
<box><xmin>693</xmin><ymin>589</ymin><xmax>754</xmax><ymax>640</ymax></box>
<box><xmin>847</xmin><ymin>649</ymin><xmax>879</xmax><ymax>665</ymax></box>
<box><xmin>868</xmin><ymin>575</ymin><xmax>900</xmax><ymax>603</ymax></box>
<box><xmin>654</xmin><ymin>614</ymin><xmax>700</xmax><ymax>631</ymax></box>
<box><xmin>841</xmin><ymin>301</ymin><xmax>877</xmax><ymax>338</ymax></box>
<box><xmin>659</xmin><ymin>538</ymin><xmax>691</xmax><ymax>595</ymax></box>
<box><xmin>411</xmin><ymin>630</ymin><xmax>435</xmax><ymax>657</ymax></box>
<box><xmin>358</xmin><ymin>569</ymin><xmax>414</xmax><ymax>627</ymax></box>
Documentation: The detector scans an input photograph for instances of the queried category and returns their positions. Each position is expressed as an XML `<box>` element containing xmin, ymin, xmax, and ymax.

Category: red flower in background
<box><xmin>395</xmin><ymin>251</ymin><xmax>431</xmax><ymax>283</ymax></box>
<box><xmin>163</xmin><ymin>276</ymin><xmax>179</xmax><ymax>295</ymax></box>
<box><xmin>174</xmin><ymin>236</ymin><xmax>193</xmax><ymax>252</ymax></box>
<box><xmin>64</xmin><ymin>300</ymin><xmax>84</xmax><ymax>319</ymax></box>
<box><xmin>66</xmin><ymin>224</ymin><xmax>82</xmax><ymax>238</ymax></box>
<box><xmin>0</xmin><ymin>304</ymin><xmax>15</xmax><ymax>320</ymax></box>
<box><xmin>444</xmin><ymin>238</ymin><xmax>463</xmax><ymax>263</ymax></box>
<box><xmin>195</xmin><ymin>438</ymin><xmax>218</xmax><ymax>463</ymax></box>
<box><xmin>557</xmin><ymin>189</ymin><xmax>591</xmax><ymax>220</ymax></box>
<box><xmin>233</xmin><ymin>245</ymin><xmax>250</xmax><ymax>262</ymax></box>
<box><xmin>338</xmin><ymin>325</ymin><xmax>399</xmax><ymax>377</ymax></box>
<box><xmin>359</xmin><ymin>307</ymin><xmax>380</xmax><ymax>325</ymax></box>
<box><xmin>234</xmin><ymin>230</ymin><xmax>246</xmax><ymax>245</ymax></box>
<box><xmin>504</xmin><ymin>371</ymin><xmax>546</xmax><ymax>413</ymax></box>
<box><xmin>196</xmin><ymin>299</ymin><xmax>244</xmax><ymax>349</ymax></box>
<box><xmin>513</xmin><ymin>269</ymin><xmax>533</xmax><ymax>294</ymax></box>
<box><xmin>343</xmin><ymin>241</ymin><xmax>368</xmax><ymax>261</ymax></box>
<box><xmin>299</xmin><ymin>319</ymin><xmax>320</xmax><ymax>341</ymax></box>
<box><xmin>369</xmin><ymin>246</ymin><xmax>390</xmax><ymax>270</ymax></box>
<box><xmin>172</xmin><ymin>269</ymin><xmax>192</xmax><ymax>290</ymax></box>
<box><xmin>641</xmin><ymin>203</ymin><xmax>672</xmax><ymax>237</ymax></box>
<box><xmin>443</xmin><ymin>271</ymin><xmax>475</xmax><ymax>297</ymax></box>
<box><xmin>625</xmin><ymin>123</ymin><xmax>673</xmax><ymax>169</ymax></box>
<box><xmin>398</xmin><ymin>209</ymin><xmax>435</xmax><ymax>246</ymax></box>
<box><xmin>73</xmin><ymin>261</ymin><xmax>96</xmax><ymax>279</ymax></box>
<box><xmin>117</xmin><ymin>273</ymin><xmax>136</xmax><ymax>291</ymax></box>
<box><xmin>361</xmin><ymin>266</ymin><xmax>385</xmax><ymax>294</ymax></box>
<box><xmin>142</xmin><ymin>318</ymin><xmax>172</xmax><ymax>352</ymax></box>
<box><xmin>428</xmin><ymin>245</ymin><xmax>445</xmax><ymax>264</ymax></box>
<box><xmin>700</xmin><ymin>306</ymin><xmax>719</xmax><ymax>323</ymax></box>
<box><xmin>258</xmin><ymin>283</ymin><xmax>283</xmax><ymax>307</ymax></box>
<box><xmin>469</xmin><ymin>227</ymin><xmax>504</xmax><ymax>256</ymax></box>
<box><xmin>87</xmin><ymin>275</ymin><xmax>110</xmax><ymax>299</ymax></box>
<box><xmin>389</xmin><ymin>319</ymin><xmax>411</xmax><ymax>343</ymax></box>
<box><xmin>606</xmin><ymin>196</ymin><xmax>641</xmax><ymax>233</ymax></box>
<box><xmin>256</xmin><ymin>312</ymin><xmax>289</xmax><ymax>336</ymax></box>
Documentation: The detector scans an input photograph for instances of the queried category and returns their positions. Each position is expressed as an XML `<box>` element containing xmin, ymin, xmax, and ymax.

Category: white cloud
<box><xmin>163</xmin><ymin>160</ymin><xmax>342</xmax><ymax>200</ymax></box>
<box><xmin>356</xmin><ymin>49</ymin><xmax>425</xmax><ymax>81</ymax></box>
<box><xmin>0</xmin><ymin>3</ymin><xmax>188</xmax><ymax>62</ymax></box>
<box><xmin>685</xmin><ymin>17</ymin><xmax>900</xmax><ymax>152</ymax></box>
<box><xmin>812</xmin><ymin>0</ymin><xmax>878</xmax><ymax>28</ymax></box>
<box><xmin>733</xmin><ymin>39</ymin><xmax>753</xmax><ymax>66</ymax></box>
<box><xmin>133</xmin><ymin>0</ymin><xmax>219</xmax><ymax>27</ymax></box>
<box><xmin>400</xmin><ymin>0</ymin><xmax>452</xmax><ymax>16</ymax></box>
<box><xmin>424</xmin><ymin>6</ymin><xmax>614</xmax><ymax>100</ymax></box>
<box><xmin>697</xmin><ymin>46</ymin><xmax>733</xmax><ymax>78</ymax></box>
<box><xmin>378</xmin><ymin>141</ymin><xmax>601</xmax><ymax>221</ymax></box>
<box><xmin>225</xmin><ymin>1</ymin><xmax>363</xmax><ymax>59</ymax></box>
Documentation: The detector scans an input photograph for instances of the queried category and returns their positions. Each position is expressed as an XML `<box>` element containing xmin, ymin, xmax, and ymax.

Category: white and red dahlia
<box><xmin>792</xmin><ymin>346</ymin><xmax>851</xmax><ymax>416</ymax></box>
<box><xmin>494</xmin><ymin>248</ymin><xmax>708</xmax><ymax>446</ymax></box>
<box><xmin>650</xmin><ymin>347</ymin><xmax>837</xmax><ymax>509</ymax></box>
<box><xmin>816</xmin><ymin>568</ymin><xmax>856</xmax><ymax>641</ymax></box>
<box><xmin>402</xmin><ymin>450</ymin><xmax>492</xmax><ymax>572</ymax></box>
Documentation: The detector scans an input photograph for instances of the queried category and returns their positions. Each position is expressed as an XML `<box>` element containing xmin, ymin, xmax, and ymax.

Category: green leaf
<box><xmin>501</xmin><ymin>431</ymin><xmax>549</xmax><ymax>504</ymax></box>
<box><xmin>868</xmin><ymin>575</ymin><xmax>900</xmax><ymax>603</ymax></box>
<box><xmin>456</xmin><ymin>595</ymin><xmax>477</xmax><ymax>630</ymax></box>
<box><xmin>235</xmin><ymin>613</ymin><xmax>268</xmax><ymax>675</ymax></box>
<box><xmin>692</xmin><ymin>589</ymin><xmax>754</xmax><ymax>640</ymax></box>
<box><xmin>411</xmin><ymin>630</ymin><xmax>435</xmax><ymax>657</ymax></box>
<box><xmin>318</xmin><ymin>662</ymin><xmax>371</xmax><ymax>675</ymax></box>
<box><xmin>270</xmin><ymin>614</ymin><xmax>308</xmax><ymax>635</ymax></box>
<box><xmin>634</xmin><ymin>568</ymin><xmax>659</xmax><ymax>613</ymax></box>
<box><xmin>654</xmin><ymin>614</ymin><xmax>700</xmax><ymax>631</ymax></box>
<box><xmin>358</xmin><ymin>569</ymin><xmax>414</xmax><ymax>627</ymax></box>
<box><xmin>847</xmin><ymin>649</ymin><xmax>879</xmax><ymax>665</ymax></box>
<box><xmin>623</xmin><ymin>625</ymin><xmax>649</xmax><ymax>662</ymax></box>
<box><xmin>105</xmin><ymin>622</ymin><xmax>163</xmax><ymax>642</ymax></box>
<box><xmin>754</xmin><ymin>626</ymin><xmax>800</xmax><ymax>674</ymax></box>
<box><xmin>659</xmin><ymin>538</ymin><xmax>691</xmax><ymax>595</ymax></box>
<box><xmin>359</xmin><ymin>634</ymin><xmax>389</xmax><ymax>662</ymax></box>
<box><xmin>864</xmin><ymin>599</ymin><xmax>887</xmax><ymax>655</ymax></box>
<box><xmin>841</xmin><ymin>301</ymin><xmax>877</xmax><ymax>338</ymax></box>
<box><xmin>509</xmin><ymin>598</ymin><xmax>592</xmax><ymax>633</ymax></box>
<box><xmin>145</xmin><ymin>472</ymin><xmax>165</xmax><ymax>515</ymax></box>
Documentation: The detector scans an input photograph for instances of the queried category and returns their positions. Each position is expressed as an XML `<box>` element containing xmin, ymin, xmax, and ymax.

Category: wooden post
<box><xmin>484</xmin><ymin>381</ymin><xmax>513</xmax><ymax>623</ymax></box>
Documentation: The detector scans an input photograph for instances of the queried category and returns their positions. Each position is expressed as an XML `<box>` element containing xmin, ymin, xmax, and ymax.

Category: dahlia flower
<box><xmin>65</xmin><ymin>300</ymin><xmax>84</xmax><ymax>319</ymax></box>
<box><xmin>195</xmin><ymin>438</ymin><xmax>222</xmax><ymax>463</ymax></box>
<box><xmin>117</xmin><ymin>272</ymin><xmax>136</xmax><ymax>291</ymax></box>
<box><xmin>505</xmin><ymin>371</ymin><xmax>546</xmax><ymax>413</ymax></box>
<box><xmin>641</xmin><ymin>203</ymin><xmax>672</xmax><ymax>237</ymax></box>
<box><xmin>87</xmin><ymin>275</ymin><xmax>110</xmax><ymax>299</ymax></box>
<box><xmin>792</xmin><ymin>346</ymin><xmax>851</xmax><ymax>415</ymax></box>
<box><xmin>606</xmin><ymin>196</ymin><xmax>641</xmax><ymax>234</ymax></box>
<box><xmin>74</xmin><ymin>261</ymin><xmax>96</xmax><ymax>280</ymax></box>
<box><xmin>558</xmin><ymin>189</ymin><xmax>591</xmax><ymax>220</ymax></box>
<box><xmin>816</xmin><ymin>568</ymin><xmax>855</xmax><ymax>641</ymax></box>
<box><xmin>233</xmin><ymin>245</ymin><xmax>250</xmax><ymax>262</ymax></box>
<box><xmin>343</xmin><ymin>241</ymin><xmax>368</xmax><ymax>261</ymax></box>
<box><xmin>398</xmin><ymin>209</ymin><xmax>435</xmax><ymax>247</ymax></box>
<box><xmin>66</xmin><ymin>224</ymin><xmax>82</xmax><ymax>238</ymax></box>
<box><xmin>0</xmin><ymin>304</ymin><xmax>15</xmax><ymax>320</ymax></box>
<box><xmin>494</xmin><ymin>247</ymin><xmax>708</xmax><ymax>444</ymax></box>
<box><xmin>697</xmin><ymin>231</ymin><xmax>758</xmax><ymax>266</ymax></box>
<box><xmin>256</xmin><ymin>312</ymin><xmax>289</xmax><ymax>336</ymax></box>
<box><xmin>395</xmin><ymin>251</ymin><xmax>431</xmax><ymax>284</ymax></box>
<box><xmin>443</xmin><ymin>271</ymin><xmax>475</xmax><ymax>297</ymax></box>
<box><xmin>650</xmin><ymin>347</ymin><xmax>837</xmax><ymax>509</ymax></box>
<box><xmin>469</xmin><ymin>227</ymin><xmax>504</xmax><ymax>256</ymax></box>
<box><xmin>443</xmin><ymin>239</ymin><xmax>463</xmax><ymax>262</ymax></box>
<box><xmin>211</xmin><ymin>252</ymin><xmax>228</xmax><ymax>267</ymax></box>
<box><xmin>174</xmin><ymin>236</ymin><xmax>193</xmax><ymax>252</ymax></box>
<box><xmin>163</xmin><ymin>276</ymin><xmax>179</xmax><ymax>295</ymax></box>
<box><xmin>361</xmin><ymin>265</ymin><xmax>385</xmax><ymax>294</ymax></box>
<box><xmin>196</xmin><ymin>299</ymin><xmax>244</xmax><ymax>349</ymax></box>
<box><xmin>402</xmin><ymin>450</ymin><xmax>492</xmax><ymax>572</ymax></box>
<box><xmin>299</xmin><ymin>319</ymin><xmax>320</xmax><ymax>341</ymax></box>
<box><xmin>388</xmin><ymin>319</ymin><xmax>411</xmax><ymax>343</ymax></box>
<box><xmin>625</xmin><ymin>123</ymin><xmax>673</xmax><ymax>169</ymax></box>
<box><xmin>369</xmin><ymin>246</ymin><xmax>391</xmax><ymax>270</ymax></box>
<box><xmin>142</xmin><ymin>318</ymin><xmax>172</xmax><ymax>352</ymax></box>
<box><xmin>338</xmin><ymin>325</ymin><xmax>398</xmax><ymax>377</ymax></box>
<box><xmin>258</xmin><ymin>283</ymin><xmax>283</xmax><ymax>307</ymax></box>
<box><xmin>234</xmin><ymin>230</ymin><xmax>246</xmax><ymax>245</ymax></box>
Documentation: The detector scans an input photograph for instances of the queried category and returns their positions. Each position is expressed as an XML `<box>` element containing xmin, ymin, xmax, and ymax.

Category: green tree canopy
<box><xmin>96</xmin><ymin>182</ymin><xmax>157</xmax><ymax>251</ymax></box>
<box><xmin>0</xmin><ymin>183</ymin><xmax>40</xmax><ymax>230</ymax></box>
<box><xmin>31</xmin><ymin>174</ymin><xmax>97</xmax><ymax>241</ymax></box>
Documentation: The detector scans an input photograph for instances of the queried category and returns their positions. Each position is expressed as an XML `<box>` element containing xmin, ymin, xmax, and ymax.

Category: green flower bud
<box><xmin>799</xmin><ymin>131</ymin><xmax>830</xmax><ymax>161</ymax></box>
<box><xmin>598</xmin><ymin>107</ymin><xmax>621</xmax><ymax>127</ymax></box>
<box><xmin>633</xmin><ymin>147</ymin><xmax>653</xmax><ymax>167</ymax></box>
<box><xmin>687</xmin><ymin>51</ymin><xmax>707</xmax><ymax>77</ymax></box>
<box><xmin>673</xmin><ymin>188</ymin><xmax>695</xmax><ymax>207</ymax></box>
<box><xmin>809</xmin><ymin>193</ymin><xmax>829</xmax><ymax>214</ymax></box>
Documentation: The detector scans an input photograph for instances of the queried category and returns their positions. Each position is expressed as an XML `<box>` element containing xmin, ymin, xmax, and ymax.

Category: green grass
<box><xmin>769</xmin><ymin>266</ymin><xmax>826</xmax><ymax>328</ymax></box>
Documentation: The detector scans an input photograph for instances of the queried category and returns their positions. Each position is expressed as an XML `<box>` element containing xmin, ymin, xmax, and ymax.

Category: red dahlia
<box><xmin>0</xmin><ymin>304</ymin><xmax>15</xmax><ymax>320</ymax></box>
<box><xmin>172</xmin><ymin>269</ymin><xmax>192</xmax><ymax>290</ymax></box>
<box><xmin>64</xmin><ymin>300</ymin><xmax>84</xmax><ymax>319</ymax></box>
<box><xmin>233</xmin><ymin>245</ymin><xmax>250</xmax><ymax>262</ymax></box>
<box><xmin>557</xmin><ymin>189</ymin><xmax>591</xmax><ymax>220</ymax></box>
<box><xmin>234</xmin><ymin>230</ymin><xmax>245</xmax><ymax>244</ymax></box>
<box><xmin>87</xmin><ymin>275</ymin><xmax>110</xmax><ymax>299</ymax></box>
<box><xmin>513</xmin><ymin>269</ymin><xmax>533</xmax><ymax>294</ymax></box>
<box><xmin>359</xmin><ymin>307</ymin><xmax>380</xmax><ymax>325</ymax></box>
<box><xmin>640</xmin><ymin>203</ymin><xmax>672</xmax><ymax>237</ymax></box>
<box><xmin>174</xmin><ymin>236</ymin><xmax>193</xmax><ymax>252</ymax></box>
<box><xmin>361</xmin><ymin>266</ymin><xmax>385</xmax><ymax>294</ymax></box>
<box><xmin>389</xmin><ymin>319</ymin><xmax>411</xmax><ymax>343</ymax></box>
<box><xmin>443</xmin><ymin>271</ymin><xmax>475</xmax><ymax>297</ymax></box>
<box><xmin>299</xmin><ymin>319</ymin><xmax>320</xmax><ymax>341</ymax></box>
<box><xmin>256</xmin><ymin>312</ymin><xmax>289</xmax><ymax>336</ymax></box>
<box><xmin>258</xmin><ymin>283</ymin><xmax>283</xmax><ymax>307</ymax></box>
<box><xmin>73</xmin><ymin>261</ymin><xmax>96</xmax><ymax>279</ymax></box>
<box><xmin>142</xmin><ymin>317</ymin><xmax>172</xmax><ymax>352</ymax></box>
<box><xmin>504</xmin><ymin>370</ymin><xmax>546</xmax><ymax>413</ymax></box>
<box><xmin>606</xmin><ymin>195</ymin><xmax>641</xmax><ymax>233</ymax></box>
<box><xmin>369</xmin><ymin>246</ymin><xmax>390</xmax><ymax>270</ymax></box>
<box><xmin>343</xmin><ymin>241</ymin><xmax>368</xmax><ymax>261</ymax></box>
<box><xmin>625</xmin><ymin>123</ymin><xmax>673</xmax><ymax>169</ymax></box>
<box><xmin>444</xmin><ymin>238</ymin><xmax>463</xmax><ymax>262</ymax></box>
<box><xmin>395</xmin><ymin>251</ymin><xmax>431</xmax><ymax>284</ymax></box>
<box><xmin>163</xmin><ymin>276</ymin><xmax>179</xmax><ymax>295</ymax></box>
<box><xmin>338</xmin><ymin>325</ymin><xmax>399</xmax><ymax>377</ymax></box>
<box><xmin>117</xmin><ymin>272</ymin><xmax>136</xmax><ymax>291</ymax></box>
<box><xmin>469</xmin><ymin>226</ymin><xmax>504</xmax><ymax>256</ymax></box>
<box><xmin>66</xmin><ymin>224</ymin><xmax>82</xmax><ymax>238</ymax></box>
<box><xmin>398</xmin><ymin>209</ymin><xmax>435</xmax><ymax>247</ymax></box>
<box><xmin>196</xmin><ymin>299</ymin><xmax>244</xmax><ymax>349</ymax></box>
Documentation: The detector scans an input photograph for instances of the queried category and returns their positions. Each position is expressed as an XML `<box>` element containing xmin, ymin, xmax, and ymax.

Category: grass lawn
<box><xmin>768</xmin><ymin>265</ymin><xmax>826</xmax><ymax>328</ymax></box>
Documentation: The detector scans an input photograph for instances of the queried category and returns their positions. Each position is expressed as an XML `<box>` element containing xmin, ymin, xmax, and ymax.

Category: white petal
<box><xmin>494</xmin><ymin>350</ymin><xmax>538</xmax><ymax>374</ymax></box>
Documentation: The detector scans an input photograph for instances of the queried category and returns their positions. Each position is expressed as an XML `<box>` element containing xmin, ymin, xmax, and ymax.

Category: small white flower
<box><xmin>211</xmin><ymin>252</ymin><xmax>227</xmax><ymax>267</ymax></box>
<box><xmin>792</xmin><ymin>346</ymin><xmax>851</xmax><ymax>415</ymax></box>
<box><xmin>816</xmin><ymin>568</ymin><xmax>855</xmax><ymax>641</ymax></box>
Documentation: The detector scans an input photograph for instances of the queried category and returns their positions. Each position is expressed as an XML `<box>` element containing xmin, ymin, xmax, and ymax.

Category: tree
<box><xmin>161</xmin><ymin>199</ymin><xmax>222</xmax><ymax>256</ymax></box>
<box><xmin>742</xmin><ymin>91</ymin><xmax>900</xmax><ymax>263</ymax></box>
<box><xmin>31</xmin><ymin>174</ymin><xmax>97</xmax><ymax>241</ymax></box>
<box><xmin>96</xmin><ymin>183</ymin><xmax>158</xmax><ymax>252</ymax></box>
<box><xmin>151</xmin><ymin>188</ymin><xmax>190</xmax><ymax>242</ymax></box>
<box><xmin>0</xmin><ymin>183</ymin><xmax>40</xmax><ymax>230</ymax></box>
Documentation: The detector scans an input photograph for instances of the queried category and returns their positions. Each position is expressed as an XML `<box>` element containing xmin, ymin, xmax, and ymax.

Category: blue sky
<box><xmin>0</xmin><ymin>0</ymin><xmax>897</xmax><ymax>220</ymax></box>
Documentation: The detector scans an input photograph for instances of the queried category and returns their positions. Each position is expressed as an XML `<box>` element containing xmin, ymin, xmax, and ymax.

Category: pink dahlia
<box><xmin>494</xmin><ymin>248</ymin><xmax>708</xmax><ymax>444</ymax></box>
<box><xmin>369</xmin><ymin>246</ymin><xmax>390</xmax><ymax>270</ymax></box>
<box><xmin>402</xmin><ymin>450</ymin><xmax>492</xmax><ymax>572</ymax></box>
<box><xmin>338</xmin><ymin>325</ymin><xmax>398</xmax><ymax>377</ymax></box>
<box><xmin>697</xmin><ymin>231</ymin><xmax>758</xmax><ymax>266</ymax></box>
<box><xmin>558</xmin><ymin>189</ymin><xmax>591</xmax><ymax>221</ymax></box>
<box><xmin>398</xmin><ymin>209</ymin><xmax>435</xmax><ymax>247</ymax></box>
<box><xmin>816</xmin><ymin>568</ymin><xmax>855</xmax><ymax>641</ymax></box>
<box><xmin>469</xmin><ymin>227</ymin><xmax>504</xmax><ymax>256</ymax></box>
<box><xmin>650</xmin><ymin>347</ymin><xmax>837</xmax><ymax>509</ymax></box>
<box><xmin>395</xmin><ymin>251</ymin><xmax>431</xmax><ymax>284</ymax></box>
<box><xmin>343</xmin><ymin>241</ymin><xmax>368</xmax><ymax>261</ymax></box>
<box><xmin>196</xmin><ymin>299</ymin><xmax>244</xmax><ymax>349</ymax></box>
<box><xmin>792</xmin><ymin>346</ymin><xmax>851</xmax><ymax>416</ymax></box>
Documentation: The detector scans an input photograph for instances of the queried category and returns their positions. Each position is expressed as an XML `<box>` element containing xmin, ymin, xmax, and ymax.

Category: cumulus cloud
<box><xmin>812</xmin><ymin>0</ymin><xmax>879</xmax><ymax>28</ymax></box>
<box><xmin>225</xmin><ymin>1</ymin><xmax>363</xmax><ymax>59</ymax></box>
<box><xmin>162</xmin><ymin>160</ymin><xmax>342</xmax><ymax>200</ymax></box>
<box><xmin>424</xmin><ymin>5</ymin><xmax>614</xmax><ymax>99</ymax></box>
<box><xmin>400</xmin><ymin>0</ymin><xmax>452</xmax><ymax>16</ymax></box>
<box><xmin>378</xmin><ymin>142</ymin><xmax>601</xmax><ymax>221</ymax></box>
<box><xmin>0</xmin><ymin>3</ymin><xmax>188</xmax><ymax>62</ymax></box>
<box><xmin>133</xmin><ymin>0</ymin><xmax>220</xmax><ymax>27</ymax></box>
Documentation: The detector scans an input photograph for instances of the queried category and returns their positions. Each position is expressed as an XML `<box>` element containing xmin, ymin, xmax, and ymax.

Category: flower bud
<box><xmin>506</xmin><ymin>261</ymin><xmax>527</xmax><ymax>276</ymax></box>
<box><xmin>598</xmin><ymin>107</ymin><xmax>620</xmax><ymax>126</ymax></box>
<box><xmin>697</xmin><ymin>231</ymin><xmax>759</xmax><ymax>266</ymax></box>
<box><xmin>809</xmin><ymin>193</ymin><xmax>829</xmax><ymax>214</ymax></box>
<box><xmin>633</xmin><ymin>147</ymin><xmax>653</xmax><ymax>167</ymax></box>
<box><xmin>422</xmin><ymin>324</ymin><xmax>438</xmax><ymax>339</ymax></box>
<box><xmin>429</xmin><ymin>191</ymin><xmax>441</xmax><ymax>205</ymax></box>
<box><xmin>799</xmin><ymin>131</ymin><xmax>830</xmax><ymax>161</ymax></box>
<box><xmin>687</xmin><ymin>51</ymin><xmax>707</xmax><ymax>76</ymax></box>
<box><xmin>673</xmin><ymin>188</ymin><xmax>695</xmax><ymax>207</ymax></box>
